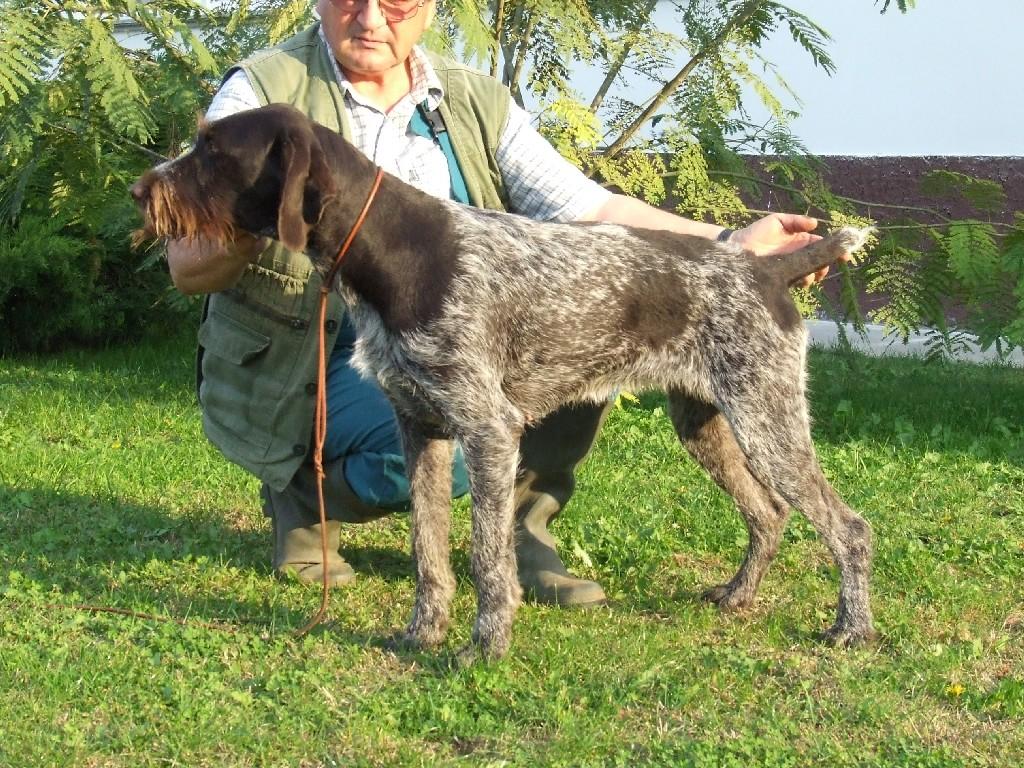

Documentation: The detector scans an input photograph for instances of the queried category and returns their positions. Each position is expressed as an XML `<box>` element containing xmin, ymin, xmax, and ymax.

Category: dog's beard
<box><xmin>132</xmin><ymin>176</ymin><xmax>239</xmax><ymax>248</ymax></box>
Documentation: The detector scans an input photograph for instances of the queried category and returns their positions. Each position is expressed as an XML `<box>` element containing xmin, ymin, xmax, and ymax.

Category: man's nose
<box><xmin>356</xmin><ymin>0</ymin><xmax>388</xmax><ymax>30</ymax></box>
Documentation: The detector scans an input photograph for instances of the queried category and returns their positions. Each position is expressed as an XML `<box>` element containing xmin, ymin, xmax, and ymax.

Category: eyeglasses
<box><xmin>329</xmin><ymin>0</ymin><xmax>429</xmax><ymax>23</ymax></box>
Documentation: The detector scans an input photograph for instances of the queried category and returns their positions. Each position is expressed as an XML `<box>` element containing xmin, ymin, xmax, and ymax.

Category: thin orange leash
<box><xmin>294</xmin><ymin>167</ymin><xmax>385</xmax><ymax>638</ymax></box>
<box><xmin>21</xmin><ymin>171</ymin><xmax>387</xmax><ymax>639</ymax></box>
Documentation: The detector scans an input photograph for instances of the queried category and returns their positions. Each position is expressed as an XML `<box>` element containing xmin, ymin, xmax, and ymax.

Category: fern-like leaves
<box><xmin>866</xmin><ymin>242</ymin><xmax>952</xmax><ymax>343</ymax></box>
<box><xmin>0</xmin><ymin>7</ymin><xmax>48</xmax><ymax>108</ymax></box>
<box><xmin>81</xmin><ymin>15</ymin><xmax>154</xmax><ymax>142</ymax></box>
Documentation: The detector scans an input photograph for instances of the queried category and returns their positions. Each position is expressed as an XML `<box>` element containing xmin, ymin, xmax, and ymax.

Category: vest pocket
<box><xmin>199</xmin><ymin>311</ymin><xmax>271</xmax><ymax>364</ymax></box>
<box><xmin>198</xmin><ymin>310</ymin><xmax>274</xmax><ymax>450</ymax></box>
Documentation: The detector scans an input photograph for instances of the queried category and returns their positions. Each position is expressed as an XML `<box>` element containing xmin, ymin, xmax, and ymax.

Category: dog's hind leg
<box><xmin>398</xmin><ymin>418</ymin><xmax>458</xmax><ymax>650</ymax></box>
<box><xmin>667</xmin><ymin>389</ymin><xmax>790</xmax><ymax>611</ymax></box>
<box><xmin>457</xmin><ymin>418</ymin><xmax>524</xmax><ymax>663</ymax></box>
<box><xmin>721</xmin><ymin>384</ymin><xmax>876</xmax><ymax>647</ymax></box>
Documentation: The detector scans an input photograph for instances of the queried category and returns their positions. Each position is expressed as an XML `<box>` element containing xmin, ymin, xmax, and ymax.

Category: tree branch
<box><xmin>504</xmin><ymin>6</ymin><xmax>539</xmax><ymax>108</ymax></box>
<box><xmin>661</xmin><ymin>168</ymin><xmax>1020</xmax><ymax>233</ymax></box>
<box><xmin>490</xmin><ymin>0</ymin><xmax>507</xmax><ymax>79</ymax></box>
<box><xmin>595</xmin><ymin>0</ymin><xmax>764</xmax><ymax>170</ymax></box>
<box><xmin>700</xmin><ymin>168</ymin><xmax>957</xmax><ymax>223</ymax></box>
<box><xmin>589</xmin><ymin>0</ymin><xmax>659</xmax><ymax>114</ymax></box>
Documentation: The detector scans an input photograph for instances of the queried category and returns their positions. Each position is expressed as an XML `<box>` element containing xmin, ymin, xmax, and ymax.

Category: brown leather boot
<box><xmin>514</xmin><ymin>401</ymin><xmax>611</xmax><ymax>607</ymax></box>
<box><xmin>263</xmin><ymin>460</ymin><xmax>391</xmax><ymax>586</ymax></box>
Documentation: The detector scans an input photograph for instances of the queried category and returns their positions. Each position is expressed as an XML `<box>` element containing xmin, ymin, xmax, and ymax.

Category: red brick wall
<box><xmin>749</xmin><ymin>156</ymin><xmax>1024</xmax><ymax>225</ymax></box>
<box><xmin>737</xmin><ymin>156</ymin><xmax>1024</xmax><ymax>322</ymax></box>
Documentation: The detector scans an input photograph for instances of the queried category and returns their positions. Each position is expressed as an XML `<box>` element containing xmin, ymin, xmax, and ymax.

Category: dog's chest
<box><xmin>344</xmin><ymin>300</ymin><xmax>452</xmax><ymax>428</ymax></box>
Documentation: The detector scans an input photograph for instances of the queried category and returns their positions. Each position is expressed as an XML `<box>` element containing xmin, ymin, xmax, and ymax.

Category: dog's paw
<box><xmin>453</xmin><ymin>642</ymin><xmax>482</xmax><ymax>668</ymax></box>
<box><xmin>381</xmin><ymin>631</ymin><xmax>420</xmax><ymax>654</ymax></box>
<box><xmin>820</xmin><ymin>621</ymin><xmax>879</xmax><ymax>648</ymax></box>
<box><xmin>702</xmin><ymin>584</ymin><xmax>754</xmax><ymax>612</ymax></box>
<box><xmin>403</xmin><ymin>617</ymin><xmax>449</xmax><ymax>650</ymax></box>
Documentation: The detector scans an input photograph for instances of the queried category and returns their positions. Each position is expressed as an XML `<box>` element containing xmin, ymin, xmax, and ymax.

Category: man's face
<box><xmin>317</xmin><ymin>0</ymin><xmax>436</xmax><ymax>79</ymax></box>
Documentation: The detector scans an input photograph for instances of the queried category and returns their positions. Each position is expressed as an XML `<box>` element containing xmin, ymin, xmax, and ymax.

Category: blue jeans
<box><xmin>323</xmin><ymin>318</ymin><xmax>470</xmax><ymax>510</ymax></box>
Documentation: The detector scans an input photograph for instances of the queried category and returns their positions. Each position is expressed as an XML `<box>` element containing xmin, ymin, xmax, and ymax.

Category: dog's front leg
<box><xmin>397</xmin><ymin>417</ymin><xmax>457</xmax><ymax>650</ymax></box>
<box><xmin>457</xmin><ymin>421</ymin><xmax>524</xmax><ymax>664</ymax></box>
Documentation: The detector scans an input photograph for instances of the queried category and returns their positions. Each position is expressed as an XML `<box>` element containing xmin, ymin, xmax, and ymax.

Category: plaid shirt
<box><xmin>206</xmin><ymin>35</ymin><xmax>610</xmax><ymax>221</ymax></box>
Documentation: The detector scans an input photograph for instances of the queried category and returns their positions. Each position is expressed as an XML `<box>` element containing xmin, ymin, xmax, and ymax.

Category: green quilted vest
<box><xmin>197</xmin><ymin>23</ymin><xmax>511</xmax><ymax>491</ymax></box>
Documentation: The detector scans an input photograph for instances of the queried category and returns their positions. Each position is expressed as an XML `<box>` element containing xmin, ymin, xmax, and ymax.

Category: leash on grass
<box><xmin>293</xmin><ymin>167</ymin><xmax>386</xmax><ymax>638</ymax></box>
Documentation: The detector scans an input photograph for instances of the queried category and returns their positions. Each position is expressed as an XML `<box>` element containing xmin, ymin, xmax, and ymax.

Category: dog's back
<box><xmin>400</xmin><ymin>202</ymin><xmax>866</xmax><ymax>422</ymax></box>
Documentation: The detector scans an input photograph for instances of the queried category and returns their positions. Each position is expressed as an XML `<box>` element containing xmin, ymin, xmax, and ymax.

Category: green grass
<box><xmin>1</xmin><ymin>330</ymin><xmax>1022</xmax><ymax>767</ymax></box>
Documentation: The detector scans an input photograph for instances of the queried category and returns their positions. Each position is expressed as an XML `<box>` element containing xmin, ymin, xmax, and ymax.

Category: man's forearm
<box><xmin>166</xmin><ymin>234</ymin><xmax>268</xmax><ymax>295</ymax></box>
<box><xmin>578</xmin><ymin>194</ymin><xmax>729</xmax><ymax>241</ymax></box>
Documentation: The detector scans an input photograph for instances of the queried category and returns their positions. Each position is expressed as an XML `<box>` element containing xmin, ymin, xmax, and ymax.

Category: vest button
<box><xmin>292</xmin><ymin>444</ymin><xmax>307</xmax><ymax>457</ymax></box>
<box><xmin>325</xmin><ymin>320</ymin><xmax>338</xmax><ymax>333</ymax></box>
<box><xmin>305</xmin><ymin>382</ymin><xmax>317</xmax><ymax>396</ymax></box>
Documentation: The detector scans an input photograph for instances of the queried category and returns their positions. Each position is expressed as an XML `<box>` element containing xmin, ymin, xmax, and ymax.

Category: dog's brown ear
<box><xmin>277</xmin><ymin>126</ymin><xmax>337</xmax><ymax>253</ymax></box>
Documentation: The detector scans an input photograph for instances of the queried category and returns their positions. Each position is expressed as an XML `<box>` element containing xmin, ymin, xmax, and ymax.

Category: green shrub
<box><xmin>0</xmin><ymin>2</ymin><xmax>205</xmax><ymax>352</ymax></box>
<box><xmin>0</xmin><ymin>1</ymin><xmax>322</xmax><ymax>354</ymax></box>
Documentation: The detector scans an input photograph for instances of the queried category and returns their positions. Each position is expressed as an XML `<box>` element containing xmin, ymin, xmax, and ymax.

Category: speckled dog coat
<box><xmin>132</xmin><ymin>104</ymin><xmax>877</xmax><ymax>662</ymax></box>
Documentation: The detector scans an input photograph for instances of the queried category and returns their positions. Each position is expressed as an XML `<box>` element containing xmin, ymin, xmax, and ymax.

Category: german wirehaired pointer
<box><xmin>133</xmin><ymin>104</ymin><xmax>876</xmax><ymax>661</ymax></box>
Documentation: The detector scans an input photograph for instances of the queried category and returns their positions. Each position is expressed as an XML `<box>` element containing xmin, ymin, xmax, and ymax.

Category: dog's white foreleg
<box><xmin>399</xmin><ymin>418</ymin><xmax>457</xmax><ymax>649</ymax></box>
<box><xmin>457</xmin><ymin>419</ymin><xmax>524</xmax><ymax>664</ymax></box>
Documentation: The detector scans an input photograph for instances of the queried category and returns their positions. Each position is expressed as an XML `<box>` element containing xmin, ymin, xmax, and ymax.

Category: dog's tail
<box><xmin>768</xmin><ymin>226</ymin><xmax>873</xmax><ymax>286</ymax></box>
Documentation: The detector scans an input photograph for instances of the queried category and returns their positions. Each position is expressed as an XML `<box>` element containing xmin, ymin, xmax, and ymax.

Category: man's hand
<box><xmin>732</xmin><ymin>213</ymin><xmax>852</xmax><ymax>288</ymax></box>
<box><xmin>166</xmin><ymin>232</ymin><xmax>269</xmax><ymax>295</ymax></box>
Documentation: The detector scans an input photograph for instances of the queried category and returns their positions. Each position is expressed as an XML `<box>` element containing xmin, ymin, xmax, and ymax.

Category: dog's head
<box><xmin>131</xmin><ymin>104</ymin><xmax>336</xmax><ymax>252</ymax></box>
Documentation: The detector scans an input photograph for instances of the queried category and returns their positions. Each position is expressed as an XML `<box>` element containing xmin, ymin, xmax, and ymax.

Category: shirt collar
<box><xmin>317</xmin><ymin>25</ymin><xmax>444</xmax><ymax>113</ymax></box>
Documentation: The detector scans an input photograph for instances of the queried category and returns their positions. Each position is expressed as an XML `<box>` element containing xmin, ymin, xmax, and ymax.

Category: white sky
<box><xmin>664</xmin><ymin>0</ymin><xmax>1024</xmax><ymax>156</ymax></box>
